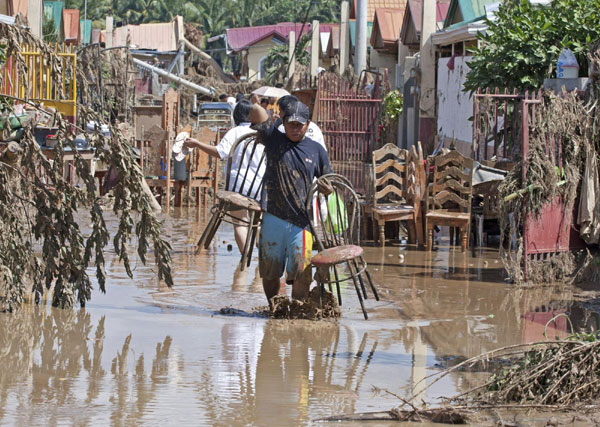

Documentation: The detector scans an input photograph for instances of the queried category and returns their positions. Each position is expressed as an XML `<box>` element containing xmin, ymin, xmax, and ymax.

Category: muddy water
<box><xmin>0</xmin><ymin>208</ymin><xmax>598</xmax><ymax>426</ymax></box>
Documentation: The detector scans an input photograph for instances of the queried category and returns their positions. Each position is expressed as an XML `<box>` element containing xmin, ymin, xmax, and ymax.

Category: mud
<box><xmin>1</xmin><ymin>208</ymin><xmax>600</xmax><ymax>425</ymax></box>
<box><xmin>270</xmin><ymin>287</ymin><xmax>341</xmax><ymax>320</ymax></box>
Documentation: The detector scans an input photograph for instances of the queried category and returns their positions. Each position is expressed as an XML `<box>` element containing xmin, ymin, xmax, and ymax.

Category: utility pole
<box><xmin>288</xmin><ymin>31</ymin><xmax>296</xmax><ymax>80</ymax></box>
<box><xmin>311</xmin><ymin>20</ymin><xmax>320</xmax><ymax>77</ymax></box>
<box><xmin>354</xmin><ymin>0</ymin><xmax>367</xmax><ymax>75</ymax></box>
<box><xmin>105</xmin><ymin>16</ymin><xmax>113</xmax><ymax>48</ymax></box>
<box><xmin>419</xmin><ymin>0</ymin><xmax>437</xmax><ymax>149</ymax></box>
<box><xmin>83</xmin><ymin>0</ymin><xmax>87</xmax><ymax>44</ymax></box>
<box><xmin>339</xmin><ymin>1</ymin><xmax>350</xmax><ymax>75</ymax></box>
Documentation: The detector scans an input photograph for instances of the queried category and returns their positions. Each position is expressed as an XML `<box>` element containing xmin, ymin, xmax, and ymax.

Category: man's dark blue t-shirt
<box><xmin>256</xmin><ymin>121</ymin><xmax>333</xmax><ymax>230</ymax></box>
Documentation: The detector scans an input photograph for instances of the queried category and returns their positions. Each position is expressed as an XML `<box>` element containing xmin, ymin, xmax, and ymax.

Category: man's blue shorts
<box><xmin>258</xmin><ymin>212</ymin><xmax>313</xmax><ymax>280</ymax></box>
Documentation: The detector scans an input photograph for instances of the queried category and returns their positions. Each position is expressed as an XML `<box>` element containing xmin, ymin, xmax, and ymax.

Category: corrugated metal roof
<box><xmin>112</xmin><ymin>21</ymin><xmax>178</xmax><ymax>51</ymax></box>
<box><xmin>326</xmin><ymin>25</ymin><xmax>340</xmax><ymax>56</ymax></box>
<box><xmin>226</xmin><ymin>22</ymin><xmax>336</xmax><ymax>52</ymax></box>
<box><xmin>349</xmin><ymin>20</ymin><xmax>374</xmax><ymax>47</ymax></box>
<box><xmin>9</xmin><ymin>0</ymin><xmax>28</xmax><ymax>16</ymax></box>
<box><xmin>401</xmin><ymin>0</ymin><xmax>450</xmax><ymax>40</ymax></box>
<box><xmin>62</xmin><ymin>9</ymin><xmax>80</xmax><ymax>44</ymax></box>
<box><xmin>43</xmin><ymin>1</ymin><xmax>62</xmax><ymax>38</ymax></box>
<box><xmin>80</xmin><ymin>19</ymin><xmax>91</xmax><ymax>44</ymax></box>
<box><xmin>350</xmin><ymin>0</ymin><xmax>406</xmax><ymax>22</ymax></box>
<box><xmin>370</xmin><ymin>7</ymin><xmax>406</xmax><ymax>50</ymax></box>
<box><xmin>443</xmin><ymin>0</ymin><xmax>496</xmax><ymax>28</ymax></box>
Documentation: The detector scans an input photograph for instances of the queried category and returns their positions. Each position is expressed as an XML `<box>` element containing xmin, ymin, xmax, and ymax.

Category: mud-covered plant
<box><xmin>0</xmin><ymin>23</ymin><xmax>172</xmax><ymax>311</ymax></box>
<box><xmin>382</xmin><ymin>90</ymin><xmax>403</xmax><ymax>123</ymax></box>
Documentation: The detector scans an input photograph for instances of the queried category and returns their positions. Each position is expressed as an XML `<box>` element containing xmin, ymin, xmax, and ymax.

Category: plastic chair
<box><xmin>196</xmin><ymin>131</ymin><xmax>265</xmax><ymax>270</ymax></box>
<box><xmin>307</xmin><ymin>174</ymin><xmax>379</xmax><ymax>320</ymax></box>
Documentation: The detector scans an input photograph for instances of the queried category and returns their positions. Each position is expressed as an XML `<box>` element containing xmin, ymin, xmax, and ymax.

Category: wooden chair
<box><xmin>425</xmin><ymin>150</ymin><xmax>474</xmax><ymax>252</ymax></box>
<box><xmin>371</xmin><ymin>143</ymin><xmax>424</xmax><ymax>247</ymax></box>
<box><xmin>196</xmin><ymin>131</ymin><xmax>265</xmax><ymax>270</ymax></box>
<box><xmin>307</xmin><ymin>174</ymin><xmax>379</xmax><ymax>320</ymax></box>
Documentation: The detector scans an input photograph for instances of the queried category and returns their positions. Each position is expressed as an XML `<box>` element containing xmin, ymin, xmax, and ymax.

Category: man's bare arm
<box><xmin>183</xmin><ymin>138</ymin><xmax>220</xmax><ymax>157</ymax></box>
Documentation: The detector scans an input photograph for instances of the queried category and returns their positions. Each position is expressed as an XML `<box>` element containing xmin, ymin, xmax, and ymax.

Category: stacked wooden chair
<box><xmin>370</xmin><ymin>142</ymin><xmax>426</xmax><ymax>246</ymax></box>
<box><xmin>425</xmin><ymin>149</ymin><xmax>474</xmax><ymax>252</ymax></box>
<box><xmin>196</xmin><ymin>132</ymin><xmax>264</xmax><ymax>270</ymax></box>
<box><xmin>307</xmin><ymin>174</ymin><xmax>379</xmax><ymax>320</ymax></box>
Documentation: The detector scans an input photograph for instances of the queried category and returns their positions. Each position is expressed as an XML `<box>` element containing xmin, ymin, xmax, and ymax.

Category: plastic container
<box><xmin>557</xmin><ymin>48</ymin><xmax>579</xmax><ymax>78</ymax></box>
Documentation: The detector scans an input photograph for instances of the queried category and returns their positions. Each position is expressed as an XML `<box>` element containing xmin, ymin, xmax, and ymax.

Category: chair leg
<box><xmin>358</xmin><ymin>256</ymin><xmax>379</xmax><ymax>301</ymax></box>
<box><xmin>246</xmin><ymin>219</ymin><xmax>259</xmax><ymax>268</ymax></box>
<box><xmin>426</xmin><ymin>221</ymin><xmax>434</xmax><ymax>251</ymax></box>
<box><xmin>407</xmin><ymin>220</ymin><xmax>416</xmax><ymax>244</ymax></box>
<box><xmin>350</xmin><ymin>259</ymin><xmax>368</xmax><ymax>299</ymax></box>
<box><xmin>196</xmin><ymin>205</ymin><xmax>222</xmax><ymax>254</ymax></box>
<box><xmin>378</xmin><ymin>221</ymin><xmax>386</xmax><ymax>248</ymax></box>
<box><xmin>203</xmin><ymin>207</ymin><xmax>227</xmax><ymax>250</ymax></box>
<box><xmin>239</xmin><ymin>210</ymin><xmax>255</xmax><ymax>271</ymax></box>
<box><xmin>348</xmin><ymin>263</ymin><xmax>368</xmax><ymax>320</ymax></box>
<box><xmin>461</xmin><ymin>224</ymin><xmax>469</xmax><ymax>252</ymax></box>
<box><xmin>332</xmin><ymin>264</ymin><xmax>342</xmax><ymax>306</ymax></box>
<box><xmin>415</xmin><ymin>215</ymin><xmax>424</xmax><ymax>249</ymax></box>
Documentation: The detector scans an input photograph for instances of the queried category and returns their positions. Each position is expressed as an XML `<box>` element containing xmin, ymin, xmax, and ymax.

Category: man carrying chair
<box><xmin>249</xmin><ymin>100</ymin><xmax>333</xmax><ymax>307</ymax></box>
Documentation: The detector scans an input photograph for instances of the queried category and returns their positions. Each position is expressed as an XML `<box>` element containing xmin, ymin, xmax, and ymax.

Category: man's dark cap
<box><xmin>277</xmin><ymin>95</ymin><xmax>299</xmax><ymax>110</ymax></box>
<box><xmin>283</xmin><ymin>101</ymin><xmax>310</xmax><ymax>124</ymax></box>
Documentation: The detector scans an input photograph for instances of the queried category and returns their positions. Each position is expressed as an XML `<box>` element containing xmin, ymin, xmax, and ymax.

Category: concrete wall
<box><xmin>27</xmin><ymin>0</ymin><xmax>42</xmax><ymax>37</ymax></box>
<box><xmin>436</xmin><ymin>55</ymin><xmax>473</xmax><ymax>156</ymax></box>
<box><xmin>370</xmin><ymin>49</ymin><xmax>397</xmax><ymax>88</ymax></box>
<box><xmin>246</xmin><ymin>39</ymin><xmax>277</xmax><ymax>82</ymax></box>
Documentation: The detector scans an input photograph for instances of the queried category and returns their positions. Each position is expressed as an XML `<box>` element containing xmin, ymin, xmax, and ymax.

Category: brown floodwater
<box><xmin>1</xmin><ymin>208</ymin><xmax>598</xmax><ymax>426</ymax></box>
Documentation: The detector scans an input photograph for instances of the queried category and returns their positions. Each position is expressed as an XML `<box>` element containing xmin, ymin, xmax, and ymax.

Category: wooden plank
<box><xmin>433</xmin><ymin>190</ymin><xmax>470</xmax><ymax>209</ymax></box>
<box><xmin>374</xmin><ymin>158</ymin><xmax>405</xmax><ymax>174</ymax></box>
<box><xmin>434</xmin><ymin>166</ymin><xmax>471</xmax><ymax>184</ymax></box>
<box><xmin>375</xmin><ymin>171</ymin><xmax>404</xmax><ymax>188</ymax></box>
<box><xmin>372</xmin><ymin>143</ymin><xmax>405</xmax><ymax>162</ymax></box>
<box><xmin>434</xmin><ymin>177</ymin><xmax>471</xmax><ymax>195</ymax></box>
<box><xmin>374</xmin><ymin>185</ymin><xmax>404</xmax><ymax>201</ymax></box>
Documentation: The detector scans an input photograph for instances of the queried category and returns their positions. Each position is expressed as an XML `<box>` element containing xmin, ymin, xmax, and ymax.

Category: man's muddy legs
<box><xmin>263</xmin><ymin>278</ymin><xmax>279</xmax><ymax>309</ymax></box>
<box><xmin>291</xmin><ymin>267</ymin><xmax>312</xmax><ymax>301</ymax></box>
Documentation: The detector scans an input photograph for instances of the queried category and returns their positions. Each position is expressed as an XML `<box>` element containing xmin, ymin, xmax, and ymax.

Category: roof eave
<box><xmin>432</xmin><ymin>21</ymin><xmax>487</xmax><ymax>46</ymax></box>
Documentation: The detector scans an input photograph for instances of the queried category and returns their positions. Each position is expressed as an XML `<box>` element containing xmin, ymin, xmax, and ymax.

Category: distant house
<box><xmin>1</xmin><ymin>0</ymin><xmax>43</xmax><ymax>37</ymax></box>
<box><xmin>370</xmin><ymin>7</ymin><xmax>406</xmax><ymax>87</ymax></box>
<box><xmin>399</xmin><ymin>0</ymin><xmax>450</xmax><ymax>54</ymax></box>
<box><xmin>62</xmin><ymin>9</ymin><xmax>79</xmax><ymax>45</ymax></box>
<box><xmin>432</xmin><ymin>0</ymin><xmax>495</xmax><ymax>154</ymax></box>
<box><xmin>226</xmin><ymin>22</ymin><xmax>335</xmax><ymax>82</ymax></box>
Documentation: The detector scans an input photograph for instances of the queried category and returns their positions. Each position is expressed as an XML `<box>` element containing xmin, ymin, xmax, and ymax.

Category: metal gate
<box><xmin>473</xmin><ymin>89</ymin><xmax>587</xmax><ymax>280</ymax></box>
<box><xmin>1</xmin><ymin>44</ymin><xmax>77</xmax><ymax>122</ymax></box>
<box><xmin>316</xmin><ymin>72</ymin><xmax>385</xmax><ymax>195</ymax></box>
<box><xmin>520</xmin><ymin>91</ymin><xmax>586</xmax><ymax>280</ymax></box>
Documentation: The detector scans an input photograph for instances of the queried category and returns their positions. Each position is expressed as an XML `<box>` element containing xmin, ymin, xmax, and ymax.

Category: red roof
<box><xmin>62</xmin><ymin>9</ymin><xmax>80</xmax><ymax>44</ymax></box>
<box><xmin>370</xmin><ymin>7</ymin><xmax>406</xmax><ymax>50</ymax></box>
<box><xmin>226</xmin><ymin>22</ymin><xmax>336</xmax><ymax>52</ymax></box>
<box><xmin>8</xmin><ymin>0</ymin><xmax>28</xmax><ymax>16</ymax></box>
<box><xmin>350</xmin><ymin>0</ymin><xmax>406</xmax><ymax>22</ymax></box>
<box><xmin>401</xmin><ymin>0</ymin><xmax>449</xmax><ymax>43</ymax></box>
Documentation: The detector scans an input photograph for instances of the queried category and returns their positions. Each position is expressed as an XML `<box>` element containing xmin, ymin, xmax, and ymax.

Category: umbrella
<box><xmin>251</xmin><ymin>86</ymin><xmax>290</xmax><ymax>98</ymax></box>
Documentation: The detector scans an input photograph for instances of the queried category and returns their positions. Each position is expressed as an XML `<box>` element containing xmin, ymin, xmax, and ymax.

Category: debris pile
<box><xmin>498</xmin><ymin>47</ymin><xmax>600</xmax><ymax>284</ymax></box>
<box><xmin>270</xmin><ymin>287</ymin><xmax>341</xmax><ymax>320</ymax></box>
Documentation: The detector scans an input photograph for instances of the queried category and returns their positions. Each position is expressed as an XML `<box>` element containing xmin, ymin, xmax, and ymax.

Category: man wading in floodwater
<box><xmin>249</xmin><ymin>101</ymin><xmax>333</xmax><ymax>307</ymax></box>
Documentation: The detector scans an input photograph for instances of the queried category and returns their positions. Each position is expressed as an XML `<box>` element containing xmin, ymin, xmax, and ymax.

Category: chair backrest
<box><xmin>306</xmin><ymin>174</ymin><xmax>360</xmax><ymax>251</ymax></box>
<box><xmin>429</xmin><ymin>149</ymin><xmax>474</xmax><ymax>214</ymax></box>
<box><xmin>371</xmin><ymin>143</ymin><xmax>408</xmax><ymax>207</ymax></box>
<box><xmin>225</xmin><ymin>131</ymin><xmax>265</xmax><ymax>200</ymax></box>
<box><xmin>406</xmin><ymin>141</ymin><xmax>426</xmax><ymax>213</ymax></box>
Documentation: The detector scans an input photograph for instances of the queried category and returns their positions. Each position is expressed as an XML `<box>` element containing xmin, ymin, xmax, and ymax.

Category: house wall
<box><xmin>246</xmin><ymin>39</ymin><xmax>277</xmax><ymax>82</ymax></box>
<box><xmin>436</xmin><ymin>55</ymin><xmax>473</xmax><ymax>156</ymax></box>
<box><xmin>370</xmin><ymin>49</ymin><xmax>398</xmax><ymax>88</ymax></box>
